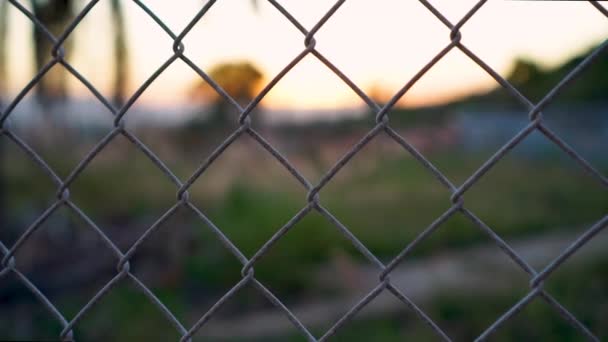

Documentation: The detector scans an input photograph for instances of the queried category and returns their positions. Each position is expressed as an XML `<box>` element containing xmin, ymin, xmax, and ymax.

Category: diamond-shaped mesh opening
<box><xmin>267</xmin><ymin>0</ymin><xmax>340</xmax><ymax>30</ymax></box>
<box><xmin>201</xmin><ymin>181</ymin><xmax>305</xmax><ymax>258</ymax></box>
<box><xmin>420</xmin><ymin>0</ymin><xmax>484</xmax><ymax>25</ymax></box>
<box><xmin>190</xmin><ymin>283</ymin><xmax>309</xmax><ymax>342</ymax></box>
<box><xmin>251</xmin><ymin>53</ymin><xmax>374</xmax><ymax>181</ymax></box>
<box><xmin>248</xmin><ymin>210</ymin><xmax>364</xmax><ymax>302</ymax></box>
<box><xmin>401</xmin><ymin>49</ymin><xmax>532</xmax><ymax>178</ymax></box>
<box><xmin>535</xmin><ymin>45</ymin><xmax>608</xmax><ymax>169</ymax></box>
<box><xmin>0</xmin><ymin>272</ymin><xmax>64</xmax><ymax>340</ymax></box>
<box><xmin>425</xmin><ymin>291</ymin><xmax>536</xmax><ymax>341</ymax></box>
<box><xmin>389</xmin><ymin>212</ymin><xmax>530</xmax><ymax>290</ymax></box>
<box><xmin>461</xmin><ymin>133</ymin><xmax>608</xmax><ymax>243</ymax></box>
<box><xmin>73</xmin><ymin>281</ymin><xmax>182</xmax><ymax>341</ymax></box>
<box><xmin>490</xmin><ymin>298</ymin><xmax>588</xmax><ymax>341</ymax></box>
<box><xmin>313</xmin><ymin>0</ymin><xmax>448</xmax><ymax>102</ymax></box>
<box><xmin>460</xmin><ymin>0</ymin><xmax>608</xmax><ymax>84</ymax></box>
<box><xmin>59</xmin><ymin>1</ymin><xmax>121</xmax><ymax>100</ymax></box>
<box><xmin>187</xmin><ymin>134</ymin><xmax>307</xmax><ymax>238</ymax></box>
<box><xmin>124</xmin><ymin>205</ymin><xmax>242</xmax><ymax>327</ymax></box>
<box><xmin>319</xmin><ymin>133</ymin><xmax>452</xmax><ymax>258</ymax></box>
<box><xmin>534</xmin><ymin>247</ymin><xmax>608</xmax><ymax>340</ymax></box>
<box><xmin>181</xmin><ymin>0</ymin><xmax>303</xmax><ymax>97</ymax></box>
<box><xmin>66</xmin><ymin>132</ymin><xmax>179</xmax><ymax>243</ymax></box>
<box><xmin>2</xmin><ymin>70</ymin><xmax>115</xmax><ymax>177</ymax></box>
<box><xmin>11</xmin><ymin>206</ymin><xmax>119</xmax><ymax>319</ymax></box>
<box><xmin>0</xmin><ymin>136</ymin><xmax>57</xmax><ymax>241</ymax></box>
<box><xmin>323</xmin><ymin>295</ymin><xmax>443</xmax><ymax>342</ymax></box>
<box><xmin>402</xmin><ymin>47</ymin><xmax>528</xmax><ymax>108</ymax></box>
<box><xmin>125</xmin><ymin>58</ymin><xmax>202</xmax><ymax>125</ymax></box>
<box><xmin>261</xmin><ymin>54</ymin><xmax>368</xmax><ymax>116</ymax></box>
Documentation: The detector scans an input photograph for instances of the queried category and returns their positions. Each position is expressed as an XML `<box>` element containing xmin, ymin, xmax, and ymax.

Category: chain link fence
<box><xmin>1</xmin><ymin>0</ymin><xmax>607</xmax><ymax>341</ymax></box>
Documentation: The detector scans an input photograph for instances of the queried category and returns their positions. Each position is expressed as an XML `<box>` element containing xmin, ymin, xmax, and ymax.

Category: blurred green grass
<box><xmin>3</xmin><ymin>249</ymin><xmax>606</xmax><ymax>341</ymax></box>
<box><xmin>3</xmin><ymin>147</ymin><xmax>606</xmax><ymax>292</ymax></box>
<box><xmin>2</xmin><ymin>132</ymin><xmax>606</xmax><ymax>341</ymax></box>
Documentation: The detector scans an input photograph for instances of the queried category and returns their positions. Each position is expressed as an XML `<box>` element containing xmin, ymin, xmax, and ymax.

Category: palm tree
<box><xmin>0</xmin><ymin>0</ymin><xmax>6</xmax><ymax>227</ymax></box>
<box><xmin>0</xmin><ymin>0</ymin><xmax>128</xmax><ymax>227</ymax></box>
<box><xmin>0</xmin><ymin>0</ymin><xmax>129</xmax><ymax>106</ymax></box>
<box><xmin>0</xmin><ymin>0</ymin><xmax>8</xmax><ymax>101</ymax></box>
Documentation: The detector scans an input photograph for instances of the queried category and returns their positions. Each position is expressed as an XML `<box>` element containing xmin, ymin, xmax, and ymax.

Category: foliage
<box><xmin>189</xmin><ymin>61</ymin><xmax>264</xmax><ymax>126</ymax></box>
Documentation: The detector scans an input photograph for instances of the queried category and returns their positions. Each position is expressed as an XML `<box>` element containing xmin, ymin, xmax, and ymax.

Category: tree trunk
<box><xmin>0</xmin><ymin>0</ymin><xmax>7</xmax><ymax>228</ymax></box>
<box><xmin>31</xmin><ymin>0</ymin><xmax>73</xmax><ymax>105</ymax></box>
<box><xmin>111</xmin><ymin>0</ymin><xmax>128</xmax><ymax>106</ymax></box>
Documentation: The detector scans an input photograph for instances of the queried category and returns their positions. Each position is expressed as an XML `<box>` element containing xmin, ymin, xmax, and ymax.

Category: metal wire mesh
<box><xmin>1</xmin><ymin>0</ymin><xmax>607</xmax><ymax>341</ymax></box>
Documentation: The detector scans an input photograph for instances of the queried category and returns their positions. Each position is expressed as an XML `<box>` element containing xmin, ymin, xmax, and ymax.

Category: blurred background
<box><xmin>0</xmin><ymin>0</ymin><xmax>607</xmax><ymax>340</ymax></box>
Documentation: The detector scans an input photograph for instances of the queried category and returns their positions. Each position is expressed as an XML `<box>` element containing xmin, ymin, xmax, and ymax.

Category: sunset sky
<box><xmin>3</xmin><ymin>0</ymin><xmax>607</xmax><ymax>110</ymax></box>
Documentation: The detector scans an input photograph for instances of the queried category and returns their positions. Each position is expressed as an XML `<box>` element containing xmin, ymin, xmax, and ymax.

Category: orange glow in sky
<box><xmin>4</xmin><ymin>0</ymin><xmax>608</xmax><ymax>110</ymax></box>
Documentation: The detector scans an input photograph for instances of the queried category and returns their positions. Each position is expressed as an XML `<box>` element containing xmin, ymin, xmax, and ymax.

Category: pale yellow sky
<box><xmin>4</xmin><ymin>0</ymin><xmax>608</xmax><ymax>110</ymax></box>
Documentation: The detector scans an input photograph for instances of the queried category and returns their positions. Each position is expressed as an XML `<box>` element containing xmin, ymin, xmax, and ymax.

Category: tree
<box><xmin>507</xmin><ymin>58</ymin><xmax>543</xmax><ymax>87</ymax></box>
<box><xmin>0</xmin><ymin>1</ymin><xmax>8</xmax><ymax>227</ymax></box>
<box><xmin>0</xmin><ymin>0</ymin><xmax>129</xmax><ymax>227</ymax></box>
<box><xmin>0</xmin><ymin>0</ymin><xmax>8</xmax><ymax>100</ymax></box>
<box><xmin>0</xmin><ymin>0</ymin><xmax>129</xmax><ymax>107</ymax></box>
<box><xmin>190</xmin><ymin>61</ymin><xmax>264</xmax><ymax>126</ymax></box>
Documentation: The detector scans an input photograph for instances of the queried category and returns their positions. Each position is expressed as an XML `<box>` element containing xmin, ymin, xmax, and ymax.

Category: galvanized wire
<box><xmin>0</xmin><ymin>0</ymin><xmax>607</xmax><ymax>341</ymax></box>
